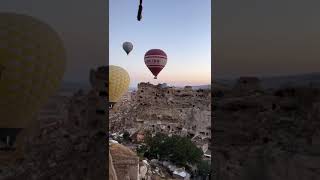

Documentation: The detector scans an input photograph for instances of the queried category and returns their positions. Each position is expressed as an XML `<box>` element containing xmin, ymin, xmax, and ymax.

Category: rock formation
<box><xmin>110</xmin><ymin>82</ymin><xmax>211</xmax><ymax>142</ymax></box>
<box><xmin>213</xmin><ymin>78</ymin><xmax>320</xmax><ymax>180</ymax></box>
<box><xmin>0</xmin><ymin>90</ymin><xmax>107</xmax><ymax>180</ymax></box>
<box><xmin>109</xmin><ymin>143</ymin><xmax>139</xmax><ymax>180</ymax></box>
<box><xmin>233</xmin><ymin>77</ymin><xmax>262</xmax><ymax>96</ymax></box>
<box><xmin>0</xmin><ymin>67</ymin><xmax>108</xmax><ymax>180</ymax></box>
<box><xmin>109</xmin><ymin>150</ymin><xmax>118</xmax><ymax>180</ymax></box>
<box><xmin>109</xmin><ymin>82</ymin><xmax>211</xmax><ymax>179</ymax></box>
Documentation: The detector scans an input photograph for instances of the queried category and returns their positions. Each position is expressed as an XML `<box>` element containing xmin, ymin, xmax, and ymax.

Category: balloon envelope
<box><xmin>109</xmin><ymin>65</ymin><xmax>130</xmax><ymax>103</ymax></box>
<box><xmin>0</xmin><ymin>13</ymin><xmax>66</xmax><ymax>129</ymax></box>
<box><xmin>144</xmin><ymin>49</ymin><xmax>167</xmax><ymax>79</ymax></box>
<box><xmin>122</xmin><ymin>42</ymin><xmax>133</xmax><ymax>55</ymax></box>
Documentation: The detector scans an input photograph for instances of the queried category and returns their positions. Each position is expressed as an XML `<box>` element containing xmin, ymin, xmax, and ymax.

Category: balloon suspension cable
<box><xmin>137</xmin><ymin>0</ymin><xmax>143</xmax><ymax>21</ymax></box>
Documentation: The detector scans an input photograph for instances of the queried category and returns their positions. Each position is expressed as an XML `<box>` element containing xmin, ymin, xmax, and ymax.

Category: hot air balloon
<box><xmin>0</xmin><ymin>13</ymin><xmax>66</xmax><ymax>161</ymax></box>
<box><xmin>123</xmin><ymin>42</ymin><xmax>133</xmax><ymax>55</ymax></box>
<box><xmin>109</xmin><ymin>65</ymin><xmax>130</xmax><ymax>108</ymax></box>
<box><xmin>144</xmin><ymin>49</ymin><xmax>167</xmax><ymax>79</ymax></box>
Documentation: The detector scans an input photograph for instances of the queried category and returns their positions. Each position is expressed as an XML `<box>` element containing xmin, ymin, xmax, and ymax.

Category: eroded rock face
<box><xmin>109</xmin><ymin>83</ymin><xmax>211</xmax><ymax>179</ymax></box>
<box><xmin>0</xmin><ymin>89</ymin><xmax>107</xmax><ymax>180</ymax></box>
<box><xmin>110</xmin><ymin>83</ymin><xmax>211</xmax><ymax>141</ymax></box>
<box><xmin>109</xmin><ymin>150</ymin><xmax>118</xmax><ymax>180</ymax></box>
<box><xmin>1</xmin><ymin>131</ymin><xmax>107</xmax><ymax>180</ymax></box>
<box><xmin>1</xmin><ymin>66</ymin><xmax>108</xmax><ymax>179</ymax></box>
<box><xmin>109</xmin><ymin>143</ymin><xmax>139</xmax><ymax>180</ymax></box>
<box><xmin>232</xmin><ymin>77</ymin><xmax>262</xmax><ymax>96</ymax></box>
<box><xmin>213</xmin><ymin>83</ymin><xmax>320</xmax><ymax>180</ymax></box>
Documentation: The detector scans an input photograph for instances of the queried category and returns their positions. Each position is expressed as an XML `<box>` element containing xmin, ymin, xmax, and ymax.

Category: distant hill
<box><xmin>129</xmin><ymin>84</ymin><xmax>211</xmax><ymax>91</ymax></box>
<box><xmin>128</xmin><ymin>87</ymin><xmax>137</xmax><ymax>92</ymax></box>
<box><xmin>215</xmin><ymin>72</ymin><xmax>320</xmax><ymax>89</ymax></box>
<box><xmin>59</xmin><ymin>81</ymin><xmax>91</xmax><ymax>92</ymax></box>
<box><xmin>214</xmin><ymin>79</ymin><xmax>237</xmax><ymax>87</ymax></box>
<box><xmin>212</xmin><ymin>82</ymin><xmax>232</xmax><ymax>90</ymax></box>
<box><xmin>260</xmin><ymin>72</ymin><xmax>320</xmax><ymax>89</ymax></box>
<box><xmin>192</xmin><ymin>85</ymin><xmax>211</xmax><ymax>90</ymax></box>
<box><xmin>61</xmin><ymin>72</ymin><xmax>320</xmax><ymax>94</ymax></box>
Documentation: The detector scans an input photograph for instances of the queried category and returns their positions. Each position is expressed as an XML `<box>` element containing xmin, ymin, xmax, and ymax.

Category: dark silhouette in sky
<box><xmin>137</xmin><ymin>0</ymin><xmax>143</xmax><ymax>21</ymax></box>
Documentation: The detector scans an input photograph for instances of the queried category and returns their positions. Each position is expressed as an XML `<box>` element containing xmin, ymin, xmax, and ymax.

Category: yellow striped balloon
<box><xmin>0</xmin><ymin>13</ymin><xmax>66</xmax><ymax>128</ymax></box>
<box><xmin>109</xmin><ymin>65</ymin><xmax>130</xmax><ymax>103</ymax></box>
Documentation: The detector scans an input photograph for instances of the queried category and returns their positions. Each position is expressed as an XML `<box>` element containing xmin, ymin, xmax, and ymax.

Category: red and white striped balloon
<box><xmin>144</xmin><ymin>49</ymin><xmax>167</xmax><ymax>79</ymax></box>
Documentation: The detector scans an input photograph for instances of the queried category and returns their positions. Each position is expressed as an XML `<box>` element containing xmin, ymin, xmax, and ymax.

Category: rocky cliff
<box><xmin>213</xmin><ymin>78</ymin><xmax>320</xmax><ymax>180</ymax></box>
<box><xmin>110</xmin><ymin>82</ymin><xmax>211</xmax><ymax>141</ymax></box>
<box><xmin>109</xmin><ymin>82</ymin><xmax>212</xmax><ymax>179</ymax></box>
<box><xmin>0</xmin><ymin>90</ymin><xmax>107</xmax><ymax>180</ymax></box>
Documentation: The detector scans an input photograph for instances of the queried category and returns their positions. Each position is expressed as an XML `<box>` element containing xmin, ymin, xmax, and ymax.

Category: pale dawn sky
<box><xmin>109</xmin><ymin>0</ymin><xmax>211</xmax><ymax>87</ymax></box>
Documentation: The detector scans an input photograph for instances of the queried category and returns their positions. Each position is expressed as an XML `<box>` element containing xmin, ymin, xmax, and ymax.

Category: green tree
<box><xmin>169</xmin><ymin>135</ymin><xmax>203</xmax><ymax>166</ymax></box>
<box><xmin>137</xmin><ymin>144</ymin><xmax>148</xmax><ymax>158</ymax></box>
<box><xmin>145</xmin><ymin>133</ymin><xmax>203</xmax><ymax>166</ymax></box>
<box><xmin>145</xmin><ymin>132</ymin><xmax>168</xmax><ymax>159</ymax></box>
